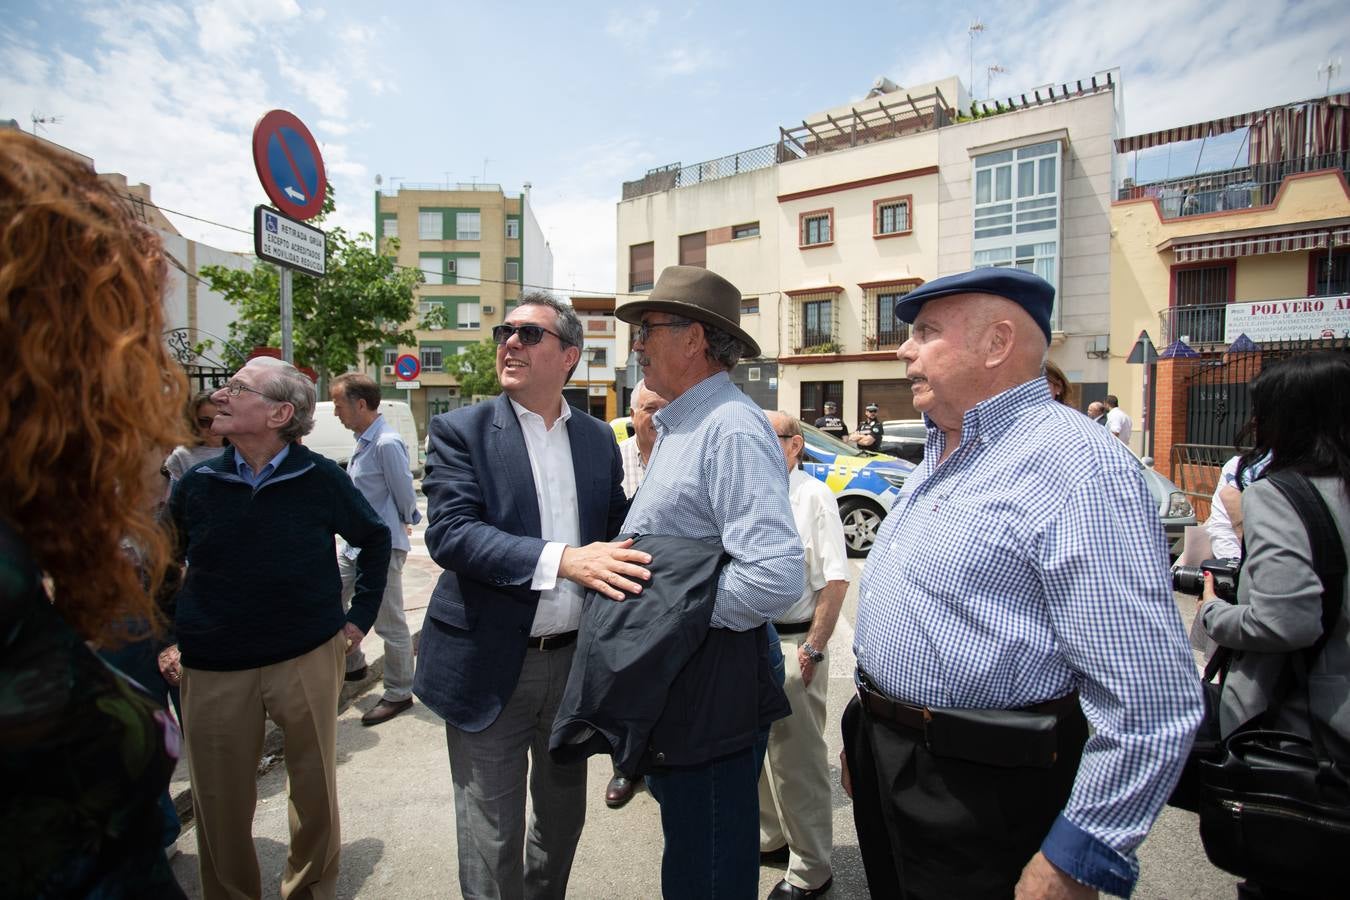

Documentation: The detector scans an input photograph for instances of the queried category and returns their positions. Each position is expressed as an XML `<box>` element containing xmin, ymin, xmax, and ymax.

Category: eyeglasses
<box><xmin>776</xmin><ymin>433</ymin><xmax>797</xmax><ymax>440</ymax></box>
<box><xmin>491</xmin><ymin>323</ymin><xmax>570</xmax><ymax>346</ymax></box>
<box><xmin>196</xmin><ymin>416</ymin><xmax>215</xmax><ymax>428</ymax></box>
<box><xmin>634</xmin><ymin>320</ymin><xmax>692</xmax><ymax>344</ymax></box>
<box><xmin>221</xmin><ymin>380</ymin><xmax>272</xmax><ymax>400</ymax></box>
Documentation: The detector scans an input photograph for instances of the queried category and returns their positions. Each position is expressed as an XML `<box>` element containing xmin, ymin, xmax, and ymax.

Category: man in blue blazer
<box><xmin>414</xmin><ymin>292</ymin><xmax>647</xmax><ymax>900</ymax></box>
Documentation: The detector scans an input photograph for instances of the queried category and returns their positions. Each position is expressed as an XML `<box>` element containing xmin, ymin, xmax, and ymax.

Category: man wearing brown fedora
<box><xmin>614</xmin><ymin>265</ymin><xmax>805</xmax><ymax>899</ymax></box>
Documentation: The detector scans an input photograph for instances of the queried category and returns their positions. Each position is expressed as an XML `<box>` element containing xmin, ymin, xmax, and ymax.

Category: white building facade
<box><xmin>616</xmin><ymin>71</ymin><xmax>1121</xmax><ymax>422</ymax></box>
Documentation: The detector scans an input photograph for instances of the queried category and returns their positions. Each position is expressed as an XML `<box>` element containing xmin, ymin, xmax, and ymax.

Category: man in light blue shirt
<box><xmin>616</xmin><ymin>265</ymin><xmax>804</xmax><ymax>900</ymax></box>
<box><xmin>331</xmin><ymin>373</ymin><xmax>421</xmax><ymax>727</ymax></box>
<box><xmin>847</xmin><ymin>268</ymin><xmax>1202</xmax><ymax>899</ymax></box>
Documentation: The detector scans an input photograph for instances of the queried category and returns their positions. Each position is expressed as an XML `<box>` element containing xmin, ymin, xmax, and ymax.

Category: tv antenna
<box><xmin>31</xmin><ymin>112</ymin><xmax>61</xmax><ymax>136</ymax></box>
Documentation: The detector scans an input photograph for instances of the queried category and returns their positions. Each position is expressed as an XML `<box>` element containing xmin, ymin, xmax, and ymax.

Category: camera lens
<box><xmin>1172</xmin><ymin>565</ymin><xmax>1205</xmax><ymax>596</ymax></box>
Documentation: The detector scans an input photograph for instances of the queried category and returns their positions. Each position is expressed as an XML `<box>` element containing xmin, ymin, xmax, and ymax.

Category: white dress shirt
<box><xmin>510</xmin><ymin>397</ymin><xmax>584</xmax><ymax>636</ymax></box>
<box><xmin>776</xmin><ymin>468</ymin><xmax>851</xmax><ymax>625</ymax></box>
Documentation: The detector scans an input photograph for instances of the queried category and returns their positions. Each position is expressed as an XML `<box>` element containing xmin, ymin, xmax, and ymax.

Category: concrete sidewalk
<box><xmin>167</xmin><ymin>548</ymin><xmax>1237</xmax><ymax>899</ymax></box>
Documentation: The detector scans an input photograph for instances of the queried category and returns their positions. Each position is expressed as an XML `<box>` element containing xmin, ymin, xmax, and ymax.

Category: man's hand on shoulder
<box><xmin>559</xmin><ymin>539</ymin><xmax>652</xmax><ymax>601</ymax></box>
<box><xmin>1014</xmin><ymin>852</ymin><xmax>1097</xmax><ymax>900</ymax></box>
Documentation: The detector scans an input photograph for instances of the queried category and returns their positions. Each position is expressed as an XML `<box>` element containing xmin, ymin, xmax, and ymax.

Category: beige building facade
<box><xmin>616</xmin><ymin>72</ymin><xmax>1121</xmax><ymax>423</ymax></box>
<box><xmin>1109</xmin><ymin>91</ymin><xmax>1350</xmax><ymax>474</ymax></box>
<box><xmin>374</xmin><ymin>183</ymin><xmax>552</xmax><ymax>435</ymax></box>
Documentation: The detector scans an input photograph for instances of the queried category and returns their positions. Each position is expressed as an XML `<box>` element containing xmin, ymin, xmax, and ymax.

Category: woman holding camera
<box><xmin>1196</xmin><ymin>351</ymin><xmax>1350</xmax><ymax>897</ymax></box>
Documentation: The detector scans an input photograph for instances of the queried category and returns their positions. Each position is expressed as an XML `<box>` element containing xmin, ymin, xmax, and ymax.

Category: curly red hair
<box><xmin>0</xmin><ymin>131</ymin><xmax>189</xmax><ymax>642</ymax></box>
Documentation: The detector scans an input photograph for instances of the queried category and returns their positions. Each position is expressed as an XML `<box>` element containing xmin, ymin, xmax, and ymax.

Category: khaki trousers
<box><xmin>182</xmin><ymin>631</ymin><xmax>345</xmax><ymax>900</ymax></box>
<box><xmin>759</xmin><ymin>632</ymin><xmax>832</xmax><ymax>890</ymax></box>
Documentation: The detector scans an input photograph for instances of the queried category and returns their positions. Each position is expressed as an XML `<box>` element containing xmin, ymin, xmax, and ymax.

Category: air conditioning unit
<box><xmin>482</xmin><ymin>305</ymin><xmax>495</xmax><ymax>315</ymax></box>
<box><xmin>382</xmin><ymin>365</ymin><xmax>395</xmax><ymax>375</ymax></box>
<box><xmin>446</xmin><ymin>259</ymin><xmax>457</xmax><ymax>273</ymax></box>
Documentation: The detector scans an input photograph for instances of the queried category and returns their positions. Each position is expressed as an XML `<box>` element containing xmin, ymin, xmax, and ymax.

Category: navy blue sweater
<box><xmin>168</xmin><ymin>443</ymin><xmax>391</xmax><ymax>671</ymax></box>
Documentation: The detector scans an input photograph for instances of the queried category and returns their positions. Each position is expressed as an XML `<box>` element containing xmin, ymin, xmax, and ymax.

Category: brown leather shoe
<box><xmin>361</xmin><ymin>697</ymin><xmax>413</xmax><ymax>727</ymax></box>
<box><xmin>605</xmin><ymin>772</ymin><xmax>638</xmax><ymax>808</ymax></box>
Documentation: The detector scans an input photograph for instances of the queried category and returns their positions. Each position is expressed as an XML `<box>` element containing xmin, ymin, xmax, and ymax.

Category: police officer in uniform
<box><xmin>847</xmin><ymin>404</ymin><xmax>883</xmax><ymax>450</ymax></box>
<box><xmin>812</xmin><ymin>401</ymin><xmax>848</xmax><ymax>440</ymax></box>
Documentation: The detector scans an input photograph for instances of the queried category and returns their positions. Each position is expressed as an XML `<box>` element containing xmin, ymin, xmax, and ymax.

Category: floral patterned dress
<box><xmin>0</xmin><ymin>519</ymin><xmax>185</xmax><ymax>898</ymax></box>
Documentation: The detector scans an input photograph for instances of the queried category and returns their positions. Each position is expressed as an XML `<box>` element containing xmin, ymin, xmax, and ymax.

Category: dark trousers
<box><xmin>647</xmin><ymin>746</ymin><xmax>760</xmax><ymax>900</ymax></box>
<box><xmin>841</xmin><ymin>693</ymin><xmax>1088</xmax><ymax>900</ymax></box>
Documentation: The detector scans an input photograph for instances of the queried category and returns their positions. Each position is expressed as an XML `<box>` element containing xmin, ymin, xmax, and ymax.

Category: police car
<box><xmin>798</xmin><ymin>421</ymin><xmax>915</xmax><ymax>557</ymax></box>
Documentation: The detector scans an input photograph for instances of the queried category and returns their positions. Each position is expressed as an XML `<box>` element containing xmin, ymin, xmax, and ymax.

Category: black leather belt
<box><xmin>855</xmin><ymin>668</ymin><xmax>1079</xmax><ymax>768</ymax></box>
<box><xmin>528</xmin><ymin>631</ymin><xmax>578</xmax><ymax>651</ymax></box>
<box><xmin>773</xmin><ymin>620</ymin><xmax>812</xmax><ymax>635</ymax></box>
<box><xmin>857</xmin><ymin>670</ymin><xmax>1078</xmax><ymax>725</ymax></box>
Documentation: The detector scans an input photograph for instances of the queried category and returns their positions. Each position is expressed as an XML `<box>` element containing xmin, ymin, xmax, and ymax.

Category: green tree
<box><xmin>454</xmin><ymin>338</ymin><xmax>502</xmax><ymax>398</ymax></box>
<box><xmin>199</xmin><ymin>187</ymin><xmax>444</xmax><ymax>389</ymax></box>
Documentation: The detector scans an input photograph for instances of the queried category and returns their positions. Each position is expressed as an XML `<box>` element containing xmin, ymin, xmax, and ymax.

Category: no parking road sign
<box><xmin>395</xmin><ymin>354</ymin><xmax>421</xmax><ymax>381</ymax></box>
<box><xmin>252</xmin><ymin>109</ymin><xmax>327</xmax><ymax>221</ymax></box>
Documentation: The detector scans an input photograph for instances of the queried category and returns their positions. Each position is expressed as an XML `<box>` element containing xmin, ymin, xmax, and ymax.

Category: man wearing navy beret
<box><xmin>845</xmin><ymin>267</ymin><xmax>1202</xmax><ymax>898</ymax></box>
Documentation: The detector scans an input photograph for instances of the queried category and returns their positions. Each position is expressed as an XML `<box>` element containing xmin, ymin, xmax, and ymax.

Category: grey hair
<box><xmin>700</xmin><ymin>322</ymin><xmax>746</xmax><ymax>371</ymax></box>
<box><xmin>245</xmin><ymin>357</ymin><xmax>316</xmax><ymax>442</ymax></box>
<box><xmin>518</xmin><ymin>289</ymin><xmax>584</xmax><ymax>379</ymax></box>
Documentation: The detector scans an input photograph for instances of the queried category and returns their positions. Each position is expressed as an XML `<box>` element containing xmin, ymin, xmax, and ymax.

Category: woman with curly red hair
<box><xmin>0</xmin><ymin>130</ymin><xmax>189</xmax><ymax>897</ymax></box>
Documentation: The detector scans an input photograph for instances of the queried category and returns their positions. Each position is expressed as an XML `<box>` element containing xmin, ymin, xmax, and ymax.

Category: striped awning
<box><xmin>1170</xmin><ymin>226</ymin><xmax>1350</xmax><ymax>263</ymax></box>
<box><xmin>1116</xmin><ymin>114</ymin><xmax>1252</xmax><ymax>154</ymax></box>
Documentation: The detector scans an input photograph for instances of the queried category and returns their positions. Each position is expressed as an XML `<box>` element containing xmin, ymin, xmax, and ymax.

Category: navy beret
<box><xmin>894</xmin><ymin>268</ymin><xmax>1055</xmax><ymax>342</ymax></box>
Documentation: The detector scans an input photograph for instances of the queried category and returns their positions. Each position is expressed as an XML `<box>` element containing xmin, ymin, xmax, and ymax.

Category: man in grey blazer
<box><xmin>413</xmin><ymin>292</ymin><xmax>645</xmax><ymax>899</ymax></box>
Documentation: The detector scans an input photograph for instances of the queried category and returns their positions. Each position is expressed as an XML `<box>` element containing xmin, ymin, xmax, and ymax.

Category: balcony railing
<box><xmin>866</xmin><ymin>323</ymin><xmax>911</xmax><ymax>351</ymax></box>
<box><xmin>1161</xmin><ymin>303</ymin><xmax>1229</xmax><ymax>345</ymax></box>
<box><xmin>1119</xmin><ymin>151</ymin><xmax>1350</xmax><ymax>218</ymax></box>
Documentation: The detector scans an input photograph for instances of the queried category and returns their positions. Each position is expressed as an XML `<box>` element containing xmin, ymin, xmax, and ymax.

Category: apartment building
<box><xmin>565</xmin><ymin>295</ymin><xmax>618</xmax><ymax>420</ymax></box>
<box><xmin>616</xmin><ymin>71</ymin><xmax>1121</xmax><ymax>425</ymax></box>
<box><xmin>374</xmin><ymin>183</ymin><xmax>552</xmax><ymax>433</ymax></box>
<box><xmin>1110</xmin><ymin>92</ymin><xmax>1350</xmax><ymax>477</ymax></box>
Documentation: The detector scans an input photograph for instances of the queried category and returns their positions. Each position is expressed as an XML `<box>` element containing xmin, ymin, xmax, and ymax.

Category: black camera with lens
<box><xmin>1172</xmin><ymin>557</ymin><xmax>1241</xmax><ymax>602</ymax></box>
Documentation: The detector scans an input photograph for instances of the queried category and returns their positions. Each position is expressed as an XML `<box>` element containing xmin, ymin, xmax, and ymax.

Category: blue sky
<box><xmin>3</xmin><ymin>0</ymin><xmax>1347</xmax><ymax>293</ymax></box>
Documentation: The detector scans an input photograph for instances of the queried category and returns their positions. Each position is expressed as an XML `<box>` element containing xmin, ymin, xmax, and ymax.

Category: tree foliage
<box><xmin>455</xmin><ymin>338</ymin><xmax>502</xmax><ymax>398</ymax></box>
<box><xmin>199</xmin><ymin>187</ymin><xmax>443</xmax><ymax>389</ymax></box>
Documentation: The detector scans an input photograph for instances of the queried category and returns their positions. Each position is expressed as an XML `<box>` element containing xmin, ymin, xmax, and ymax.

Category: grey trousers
<box><xmin>445</xmin><ymin>646</ymin><xmax>587</xmax><ymax>900</ymax></box>
<box><xmin>338</xmin><ymin>549</ymin><xmax>414</xmax><ymax>702</ymax></box>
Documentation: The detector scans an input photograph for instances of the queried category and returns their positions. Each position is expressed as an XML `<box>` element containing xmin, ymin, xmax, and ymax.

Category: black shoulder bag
<box><xmin>1193</xmin><ymin>471</ymin><xmax>1350</xmax><ymax>892</ymax></box>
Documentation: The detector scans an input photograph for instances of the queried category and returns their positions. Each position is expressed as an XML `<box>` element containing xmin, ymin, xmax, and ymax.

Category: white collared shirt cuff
<box><xmin>531</xmin><ymin>541</ymin><xmax>565</xmax><ymax>591</ymax></box>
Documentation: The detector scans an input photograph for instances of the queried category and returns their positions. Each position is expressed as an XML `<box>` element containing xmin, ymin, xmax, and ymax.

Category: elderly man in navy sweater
<box><xmin>164</xmin><ymin>357</ymin><xmax>391</xmax><ymax>900</ymax></box>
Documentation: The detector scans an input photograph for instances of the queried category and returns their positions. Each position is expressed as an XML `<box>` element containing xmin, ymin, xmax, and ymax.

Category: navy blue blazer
<box><xmin>413</xmin><ymin>393</ymin><xmax>629</xmax><ymax>732</ymax></box>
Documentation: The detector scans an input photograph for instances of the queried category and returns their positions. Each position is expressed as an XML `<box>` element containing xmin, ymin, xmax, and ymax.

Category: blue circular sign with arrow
<box><xmin>252</xmin><ymin>109</ymin><xmax>327</xmax><ymax>221</ymax></box>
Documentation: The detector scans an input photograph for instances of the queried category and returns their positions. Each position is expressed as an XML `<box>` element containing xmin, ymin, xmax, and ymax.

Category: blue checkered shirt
<box><xmin>622</xmin><ymin>372</ymin><xmax>804</xmax><ymax>630</ymax></box>
<box><xmin>854</xmin><ymin>377</ymin><xmax>1202</xmax><ymax>896</ymax></box>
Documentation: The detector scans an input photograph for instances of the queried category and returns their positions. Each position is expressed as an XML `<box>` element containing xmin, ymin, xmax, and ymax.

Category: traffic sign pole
<box><xmin>280</xmin><ymin>268</ymin><xmax>293</xmax><ymax>363</ymax></box>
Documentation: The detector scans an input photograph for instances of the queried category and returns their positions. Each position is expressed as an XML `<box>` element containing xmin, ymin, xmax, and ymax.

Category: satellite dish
<box><xmin>374</xmin><ymin>174</ymin><xmax>383</xmax><ymax>186</ymax></box>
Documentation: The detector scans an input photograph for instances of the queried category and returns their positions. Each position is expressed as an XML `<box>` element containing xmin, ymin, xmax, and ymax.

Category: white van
<box><xmin>308</xmin><ymin>399</ymin><xmax>422</xmax><ymax>477</ymax></box>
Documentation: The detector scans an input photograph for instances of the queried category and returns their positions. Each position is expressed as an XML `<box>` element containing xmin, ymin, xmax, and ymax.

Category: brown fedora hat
<box><xmin>616</xmin><ymin>265</ymin><xmax>760</xmax><ymax>358</ymax></box>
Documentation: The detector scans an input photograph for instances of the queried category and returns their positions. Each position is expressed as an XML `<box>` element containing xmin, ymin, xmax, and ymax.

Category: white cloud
<box><xmin>661</xmin><ymin>46</ymin><xmax>715</xmax><ymax>77</ymax></box>
<box><xmin>605</xmin><ymin>7</ymin><xmax>660</xmax><ymax>43</ymax></box>
<box><xmin>893</xmin><ymin>0</ymin><xmax>1350</xmax><ymax>135</ymax></box>
<box><xmin>530</xmin><ymin>137</ymin><xmax>660</xmax><ymax>294</ymax></box>
<box><xmin>191</xmin><ymin>0</ymin><xmax>302</xmax><ymax>58</ymax></box>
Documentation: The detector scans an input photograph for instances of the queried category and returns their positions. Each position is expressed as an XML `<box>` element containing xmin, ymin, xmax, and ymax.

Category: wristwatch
<box><xmin>801</xmin><ymin>642</ymin><xmax>825</xmax><ymax>663</ymax></box>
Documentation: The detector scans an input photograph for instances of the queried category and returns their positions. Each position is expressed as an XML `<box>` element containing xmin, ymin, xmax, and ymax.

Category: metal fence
<box><xmin>1118</xmin><ymin>151</ymin><xmax>1350</xmax><ymax>216</ymax></box>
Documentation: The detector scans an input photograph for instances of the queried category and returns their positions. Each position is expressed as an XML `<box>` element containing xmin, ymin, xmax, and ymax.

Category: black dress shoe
<box><xmin>344</xmin><ymin>665</ymin><xmax>368</xmax><ymax>683</ymax></box>
<box><xmin>759</xmin><ymin>844</ymin><xmax>790</xmax><ymax>865</ymax></box>
<box><xmin>767</xmin><ymin>876</ymin><xmax>832</xmax><ymax>899</ymax></box>
<box><xmin>361</xmin><ymin>697</ymin><xmax>413</xmax><ymax>726</ymax></box>
<box><xmin>605</xmin><ymin>772</ymin><xmax>638</xmax><ymax>808</ymax></box>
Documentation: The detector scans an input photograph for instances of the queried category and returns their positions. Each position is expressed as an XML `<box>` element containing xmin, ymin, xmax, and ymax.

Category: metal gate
<box><xmin>1183</xmin><ymin>336</ymin><xmax>1349</xmax><ymax>448</ymax></box>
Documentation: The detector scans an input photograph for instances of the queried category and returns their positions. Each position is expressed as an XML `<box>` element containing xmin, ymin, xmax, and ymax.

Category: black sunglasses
<box><xmin>491</xmin><ymin>323</ymin><xmax>570</xmax><ymax>346</ymax></box>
